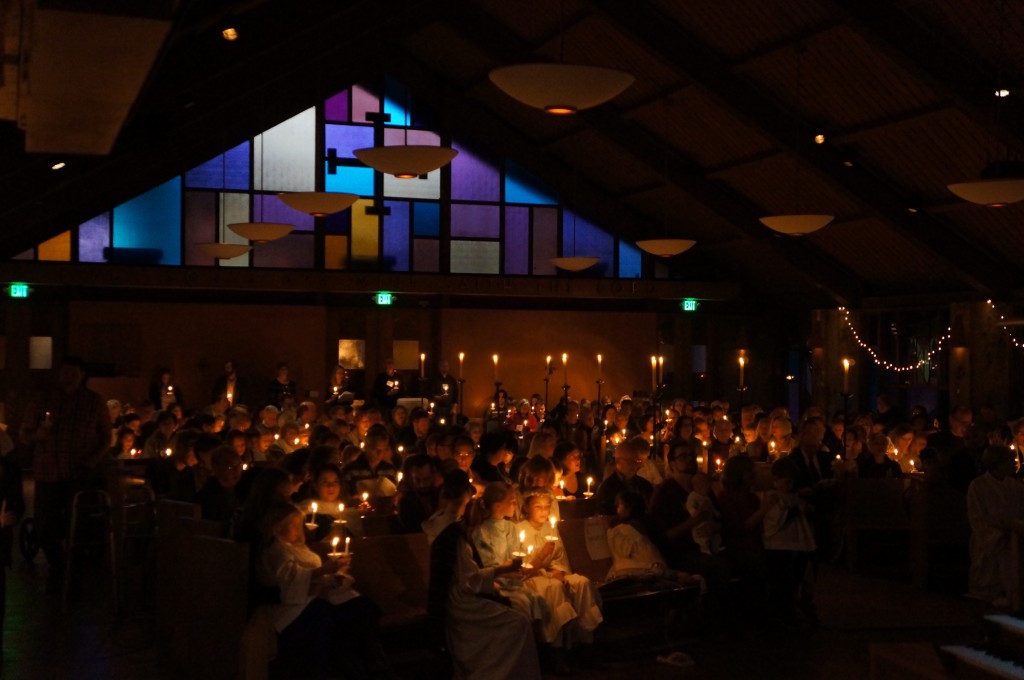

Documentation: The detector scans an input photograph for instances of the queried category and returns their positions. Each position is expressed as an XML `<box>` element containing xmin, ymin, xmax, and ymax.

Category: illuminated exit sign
<box><xmin>681</xmin><ymin>298</ymin><xmax>698</xmax><ymax>312</ymax></box>
<box><xmin>375</xmin><ymin>291</ymin><xmax>393</xmax><ymax>305</ymax></box>
<box><xmin>8</xmin><ymin>283</ymin><xmax>29</xmax><ymax>298</ymax></box>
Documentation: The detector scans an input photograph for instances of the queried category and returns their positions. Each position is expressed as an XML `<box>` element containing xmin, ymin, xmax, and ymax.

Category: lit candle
<box><xmin>443</xmin><ymin>384</ymin><xmax>449</xmax><ymax>395</ymax></box>
<box><xmin>242</xmin><ymin>463</ymin><xmax>248</xmax><ymax>471</ymax></box>
<box><xmin>439</xmin><ymin>418</ymin><xmax>446</xmax><ymax>425</ymax></box>
<box><xmin>910</xmin><ymin>460</ymin><xmax>916</xmax><ymax>470</ymax></box>
<box><xmin>344</xmin><ymin>536</ymin><xmax>351</xmax><ymax>555</ymax></box>
<box><xmin>493</xmin><ymin>354</ymin><xmax>499</xmax><ymax>381</ymax></box>
<box><xmin>597</xmin><ymin>354</ymin><xmax>603</xmax><ymax>378</ymax></box>
<box><xmin>842</xmin><ymin>358</ymin><xmax>850</xmax><ymax>393</ymax></box>
<box><xmin>562</xmin><ymin>353</ymin><xmax>568</xmax><ymax>385</ymax></box>
<box><xmin>696</xmin><ymin>454</ymin><xmax>704</xmax><ymax>467</ymax></box>
<box><xmin>586</xmin><ymin>476</ymin><xmax>593</xmax><ymax>494</ymax></box>
<box><xmin>738</xmin><ymin>355</ymin><xmax>745</xmax><ymax>386</ymax></box>
<box><xmin>546</xmin><ymin>355</ymin><xmax>552</xmax><ymax>374</ymax></box>
<box><xmin>735</xmin><ymin>436</ymin><xmax>741</xmax><ymax>444</ymax></box>
<box><xmin>549</xmin><ymin>516</ymin><xmax>557</xmax><ymax>531</ymax></box>
<box><xmin>715</xmin><ymin>457</ymin><xmax>722</xmax><ymax>472</ymax></box>
<box><xmin>310</xmin><ymin>502</ymin><xmax>318</xmax><ymax>524</ymax></box>
<box><xmin>338</xmin><ymin>503</ymin><xmax>345</xmax><ymax>513</ymax></box>
<box><xmin>458</xmin><ymin>352</ymin><xmax>465</xmax><ymax>379</ymax></box>
<box><xmin>130</xmin><ymin>448</ymin><xmax>137</xmax><ymax>457</ymax></box>
<box><xmin>164</xmin><ymin>448</ymin><xmax>173</xmax><ymax>457</ymax></box>
<box><xmin>397</xmin><ymin>471</ymin><xmax>404</xmax><ymax>484</ymax></box>
<box><xmin>651</xmin><ymin>356</ymin><xmax>658</xmax><ymax>391</ymax></box>
<box><xmin>770</xmin><ymin>441</ymin><xmax>776</xmax><ymax>453</ymax></box>
<box><xmin>361</xmin><ymin>492</ymin><xmax>369</xmax><ymax>504</ymax></box>
<box><xmin>658</xmin><ymin>356</ymin><xmax>664</xmax><ymax>385</ymax></box>
<box><xmin>519</xmin><ymin>529</ymin><xmax>526</xmax><ymax>548</ymax></box>
<box><xmin>330</xmin><ymin>536</ymin><xmax>341</xmax><ymax>557</ymax></box>
<box><xmin>293</xmin><ymin>437</ymin><xmax>300</xmax><ymax>446</ymax></box>
<box><xmin>559</xmin><ymin>479</ymin><xmax>565</xmax><ymax>496</ymax></box>
<box><xmin>397</xmin><ymin>445</ymin><xmax>404</xmax><ymax>454</ymax></box>
<box><xmin>420</xmin><ymin>353</ymin><xmax>425</xmax><ymax>379</ymax></box>
<box><xmin>274</xmin><ymin>434</ymin><xmax>280</xmax><ymax>441</ymax></box>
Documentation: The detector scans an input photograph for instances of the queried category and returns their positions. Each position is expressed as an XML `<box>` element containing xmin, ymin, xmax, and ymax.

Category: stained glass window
<box><xmin>451</xmin><ymin>240</ymin><xmax>500</xmax><ymax>274</ymax></box>
<box><xmin>78</xmin><ymin>213</ymin><xmax>110</xmax><ymax>263</ymax></box>
<box><xmin>383</xmin><ymin>200</ymin><xmax>410</xmax><ymax>272</ymax></box>
<box><xmin>112</xmin><ymin>178</ymin><xmax>182</xmax><ymax>265</ymax></box>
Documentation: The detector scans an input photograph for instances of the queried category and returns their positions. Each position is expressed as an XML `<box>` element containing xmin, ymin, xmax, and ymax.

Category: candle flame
<box><xmin>527</xmin><ymin>545</ymin><xmax>534</xmax><ymax>555</ymax></box>
<box><xmin>597</xmin><ymin>354</ymin><xmax>602</xmax><ymax>363</ymax></box>
<box><xmin>562</xmin><ymin>353</ymin><xmax>567</xmax><ymax>365</ymax></box>
<box><xmin>311</xmin><ymin>502</ymin><xmax>318</xmax><ymax>514</ymax></box>
<box><xmin>397</xmin><ymin>472</ymin><xmax>404</xmax><ymax>483</ymax></box>
<box><xmin>492</xmin><ymin>354</ymin><xmax>498</xmax><ymax>364</ymax></box>
<box><xmin>332</xmin><ymin>536</ymin><xmax>339</xmax><ymax>549</ymax></box>
<box><xmin>843</xmin><ymin>358</ymin><xmax>850</xmax><ymax>369</ymax></box>
<box><xmin>459</xmin><ymin>352</ymin><xmax>465</xmax><ymax>361</ymax></box>
<box><xmin>361</xmin><ymin>492</ymin><xmax>369</xmax><ymax>502</ymax></box>
<box><xmin>550</xmin><ymin>516</ymin><xmax>556</xmax><ymax>529</ymax></box>
<box><xmin>164</xmin><ymin>448</ymin><xmax>173</xmax><ymax>457</ymax></box>
<box><xmin>339</xmin><ymin>503</ymin><xmax>345</xmax><ymax>513</ymax></box>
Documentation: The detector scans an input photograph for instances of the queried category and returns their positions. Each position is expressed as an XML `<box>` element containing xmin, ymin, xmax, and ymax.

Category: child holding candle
<box><xmin>258</xmin><ymin>502</ymin><xmax>383</xmax><ymax>679</ymax></box>
<box><xmin>516</xmin><ymin>489</ymin><xmax>603</xmax><ymax>669</ymax></box>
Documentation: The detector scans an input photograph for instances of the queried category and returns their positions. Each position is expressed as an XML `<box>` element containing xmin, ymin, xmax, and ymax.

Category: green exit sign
<box><xmin>375</xmin><ymin>291</ymin><xmax>393</xmax><ymax>305</ymax></box>
<box><xmin>8</xmin><ymin>283</ymin><xmax>29</xmax><ymax>298</ymax></box>
<box><xmin>682</xmin><ymin>298</ymin><xmax>698</xmax><ymax>312</ymax></box>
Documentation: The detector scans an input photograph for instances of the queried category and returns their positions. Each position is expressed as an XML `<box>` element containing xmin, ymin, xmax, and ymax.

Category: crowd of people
<box><xmin>10</xmin><ymin>354</ymin><xmax>1024</xmax><ymax>677</ymax></box>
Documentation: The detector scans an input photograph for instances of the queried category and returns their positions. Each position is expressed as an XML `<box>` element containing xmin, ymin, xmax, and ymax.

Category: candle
<box><xmin>696</xmin><ymin>454</ymin><xmax>704</xmax><ymax>468</ymax></box>
<box><xmin>586</xmin><ymin>476</ymin><xmax>593</xmax><ymax>494</ymax></box>
<box><xmin>344</xmin><ymin>536</ymin><xmax>351</xmax><ymax>555</ymax></box>
<box><xmin>910</xmin><ymin>460</ymin><xmax>916</xmax><ymax>470</ymax></box>
<box><xmin>546</xmin><ymin>355</ymin><xmax>552</xmax><ymax>374</ymax></box>
<box><xmin>562</xmin><ymin>353</ymin><xmax>568</xmax><ymax>385</ymax></box>
<box><xmin>658</xmin><ymin>356</ymin><xmax>664</xmax><ymax>385</ymax></box>
<box><xmin>242</xmin><ymin>463</ymin><xmax>248</xmax><ymax>471</ymax></box>
<box><xmin>420</xmin><ymin>353</ymin><xmax>425</xmax><ymax>379</ymax></box>
<box><xmin>770</xmin><ymin>441</ymin><xmax>776</xmax><ymax>453</ymax></box>
<box><xmin>130</xmin><ymin>448</ymin><xmax>137</xmax><ymax>457</ymax></box>
<box><xmin>842</xmin><ymin>358</ymin><xmax>850</xmax><ymax>393</ymax></box>
<box><xmin>338</xmin><ymin>503</ymin><xmax>345</xmax><ymax>513</ymax></box>
<box><xmin>493</xmin><ymin>354</ymin><xmax>499</xmax><ymax>381</ymax></box>
<box><xmin>519</xmin><ymin>529</ymin><xmax>526</xmax><ymax>548</ymax></box>
<box><xmin>559</xmin><ymin>479</ymin><xmax>565</xmax><ymax>495</ymax></box>
<box><xmin>330</xmin><ymin>536</ymin><xmax>340</xmax><ymax>556</ymax></box>
<box><xmin>443</xmin><ymin>384</ymin><xmax>449</xmax><ymax>395</ymax></box>
<box><xmin>651</xmin><ymin>356</ymin><xmax>658</xmax><ymax>391</ymax></box>
<box><xmin>361</xmin><ymin>492</ymin><xmax>369</xmax><ymax>504</ymax></box>
<box><xmin>738</xmin><ymin>355</ymin><xmax>745</xmax><ymax>386</ymax></box>
<box><xmin>164</xmin><ymin>448</ymin><xmax>173</xmax><ymax>457</ymax></box>
<box><xmin>310</xmin><ymin>502</ymin><xmax>318</xmax><ymax>523</ymax></box>
<box><xmin>397</xmin><ymin>471</ymin><xmax>404</xmax><ymax>483</ymax></box>
<box><xmin>293</xmin><ymin>438</ymin><xmax>300</xmax><ymax>446</ymax></box>
<box><xmin>735</xmin><ymin>436</ymin><xmax>741</xmax><ymax>444</ymax></box>
<box><xmin>274</xmin><ymin>434</ymin><xmax>280</xmax><ymax>441</ymax></box>
<box><xmin>397</xmin><ymin>445</ymin><xmax>404</xmax><ymax>454</ymax></box>
<box><xmin>549</xmin><ymin>516</ymin><xmax>557</xmax><ymax>531</ymax></box>
<box><xmin>458</xmin><ymin>352</ymin><xmax>465</xmax><ymax>379</ymax></box>
<box><xmin>597</xmin><ymin>354</ymin><xmax>602</xmax><ymax>378</ymax></box>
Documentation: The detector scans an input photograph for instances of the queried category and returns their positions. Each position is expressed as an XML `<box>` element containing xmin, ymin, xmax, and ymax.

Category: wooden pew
<box><xmin>347</xmin><ymin>532</ymin><xmax>431</xmax><ymax>630</ymax></box>
<box><xmin>155</xmin><ymin>500</ymin><xmax>201</xmax><ymax>667</ymax></box>
<box><xmin>185</xmin><ymin>535</ymin><xmax>250</xmax><ymax>680</ymax></box>
<box><xmin>844</xmin><ymin>478</ymin><xmax>912</xmax><ymax>573</ymax></box>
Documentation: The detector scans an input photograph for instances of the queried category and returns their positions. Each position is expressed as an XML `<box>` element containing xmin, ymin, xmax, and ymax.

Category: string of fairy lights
<box><xmin>986</xmin><ymin>299</ymin><xmax>1024</xmax><ymax>349</ymax></box>
<box><xmin>838</xmin><ymin>307</ymin><xmax>951</xmax><ymax>373</ymax></box>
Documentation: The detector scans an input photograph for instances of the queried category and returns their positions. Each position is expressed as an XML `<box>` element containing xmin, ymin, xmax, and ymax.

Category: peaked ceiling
<box><xmin>2</xmin><ymin>0</ymin><xmax>1023</xmax><ymax>309</ymax></box>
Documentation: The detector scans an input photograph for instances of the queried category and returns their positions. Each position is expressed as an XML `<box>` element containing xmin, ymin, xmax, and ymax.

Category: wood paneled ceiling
<box><xmin>1</xmin><ymin>0</ymin><xmax>1022</xmax><ymax>308</ymax></box>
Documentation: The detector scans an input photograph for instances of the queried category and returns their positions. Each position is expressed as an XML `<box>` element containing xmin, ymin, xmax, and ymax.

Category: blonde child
<box><xmin>258</xmin><ymin>502</ymin><xmax>381</xmax><ymax>678</ymax></box>
<box><xmin>517</xmin><ymin>488</ymin><xmax>603</xmax><ymax>669</ymax></box>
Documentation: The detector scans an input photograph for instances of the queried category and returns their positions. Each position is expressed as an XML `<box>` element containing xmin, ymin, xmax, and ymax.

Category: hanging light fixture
<box><xmin>489</xmin><ymin>0</ymin><xmax>633</xmax><ymax>114</ymax></box>
<box><xmin>195</xmin><ymin>242</ymin><xmax>252</xmax><ymax>259</ymax></box>
<box><xmin>636</xmin><ymin>239</ymin><xmax>697</xmax><ymax>257</ymax></box>
<box><xmin>277</xmin><ymin>191</ymin><xmax>358</xmax><ymax>217</ymax></box>
<box><xmin>353</xmin><ymin>83</ymin><xmax>457</xmax><ymax>178</ymax></box>
<box><xmin>761</xmin><ymin>46</ymin><xmax>833</xmax><ymax>236</ymax></box>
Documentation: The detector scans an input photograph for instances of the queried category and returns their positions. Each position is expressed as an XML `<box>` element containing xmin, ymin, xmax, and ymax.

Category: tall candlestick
<box><xmin>658</xmin><ymin>356</ymin><xmax>664</xmax><ymax>385</ymax></box>
<box><xmin>420</xmin><ymin>353</ymin><xmax>425</xmax><ymax>379</ymax></box>
<box><xmin>842</xmin><ymin>358</ymin><xmax>850</xmax><ymax>393</ymax></box>
<box><xmin>493</xmin><ymin>354</ymin><xmax>499</xmax><ymax>382</ymax></box>
<box><xmin>344</xmin><ymin>536</ymin><xmax>351</xmax><ymax>555</ymax></box>
<box><xmin>738</xmin><ymin>355</ymin><xmax>745</xmax><ymax>386</ymax></box>
<box><xmin>562</xmin><ymin>353</ymin><xmax>568</xmax><ymax>385</ymax></box>
<box><xmin>458</xmin><ymin>352</ymin><xmax>465</xmax><ymax>379</ymax></box>
<box><xmin>597</xmin><ymin>354</ymin><xmax>603</xmax><ymax>378</ymax></box>
<box><xmin>650</xmin><ymin>356</ymin><xmax>658</xmax><ymax>391</ymax></box>
<box><xmin>546</xmin><ymin>355</ymin><xmax>552</xmax><ymax>374</ymax></box>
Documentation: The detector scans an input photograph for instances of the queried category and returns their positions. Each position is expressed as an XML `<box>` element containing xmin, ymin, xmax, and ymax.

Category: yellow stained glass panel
<box><xmin>351</xmin><ymin>199</ymin><xmax>378</xmax><ymax>262</ymax></box>
<box><xmin>325</xmin><ymin>235</ymin><xmax>349</xmax><ymax>270</ymax></box>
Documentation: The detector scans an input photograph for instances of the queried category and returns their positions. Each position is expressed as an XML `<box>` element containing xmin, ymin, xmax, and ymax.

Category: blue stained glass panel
<box><xmin>112</xmin><ymin>178</ymin><xmax>182</xmax><ymax>265</ymax></box>
<box><xmin>504</xmin><ymin>207</ymin><xmax>529</xmax><ymax>275</ymax></box>
<box><xmin>563</xmin><ymin>211</ymin><xmax>614</xmax><ymax>277</ymax></box>
<box><xmin>413</xmin><ymin>202</ymin><xmax>440</xmax><ymax>237</ymax></box>
<box><xmin>619</xmin><ymin>242</ymin><xmax>641</xmax><ymax>279</ymax></box>
<box><xmin>325</xmin><ymin>124</ymin><xmax>374</xmax><ymax>160</ymax></box>
<box><xmin>451</xmin><ymin>203</ymin><xmax>499</xmax><ymax>238</ymax></box>
<box><xmin>326</xmin><ymin>165</ymin><xmax>374</xmax><ymax>196</ymax></box>
<box><xmin>451</xmin><ymin>141</ymin><xmax>500</xmax><ymax>202</ymax></box>
<box><xmin>185</xmin><ymin>142</ymin><xmax>250</xmax><ymax>190</ymax></box>
<box><xmin>505</xmin><ymin>161</ymin><xmax>556</xmax><ymax>205</ymax></box>
<box><xmin>323</xmin><ymin>209</ymin><xmax>351</xmax><ymax>236</ymax></box>
<box><xmin>78</xmin><ymin>213</ymin><xmax>110</xmax><ymax>263</ymax></box>
<box><xmin>383</xmin><ymin>200</ymin><xmax>410</xmax><ymax>272</ymax></box>
<box><xmin>256</xmin><ymin>195</ymin><xmax>314</xmax><ymax>232</ymax></box>
<box><xmin>383</xmin><ymin>78</ymin><xmax>410</xmax><ymax>126</ymax></box>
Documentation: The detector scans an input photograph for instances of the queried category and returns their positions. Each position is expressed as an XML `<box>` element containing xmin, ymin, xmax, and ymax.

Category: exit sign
<box><xmin>682</xmin><ymin>298</ymin><xmax>698</xmax><ymax>312</ymax></box>
<box><xmin>375</xmin><ymin>291</ymin><xmax>393</xmax><ymax>305</ymax></box>
<box><xmin>8</xmin><ymin>283</ymin><xmax>29</xmax><ymax>298</ymax></box>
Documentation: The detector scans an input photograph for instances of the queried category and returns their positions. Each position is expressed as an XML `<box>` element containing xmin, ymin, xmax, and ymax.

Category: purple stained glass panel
<box><xmin>413</xmin><ymin>238</ymin><xmax>439</xmax><ymax>273</ymax></box>
<box><xmin>326</xmin><ymin>124</ymin><xmax>374</xmax><ymax>159</ymax></box>
<box><xmin>504</xmin><ymin>206</ymin><xmax>529</xmax><ymax>275</ymax></box>
<box><xmin>532</xmin><ymin>207</ymin><xmax>557</xmax><ymax>275</ymax></box>
<box><xmin>255</xmin><ymin>195</ymin><xmax>314</xmax><ymax>232</ymax></box>
<box><xmin>78</xmin><ymin>213</ymin><xmax>110</xmax><ymax>263</ymax></box>
<box><xmin>325</xmin><ymin>90</ymin><xmax>349</xmax><ymax>122</ymax></box>
<box><xmin>383</xmin><ymin>128</ymin><xmax>441</xmax><ymax>146</ymax></box>
<box><xmin>383</xmin><ymin>200</ymin><xmax>410</xmax><ymax>272</ymax></box>
<box><xmin>451</xmin><ymin>142</ymin><xmax>500</xmax><ymax>202</ymax></box>
<box><xmin>351</xmin><ymin>85</ymin><xmax>379</xmax><ymax>124</ymax></box>
<box><xmin>184</xmin><ymin>192</ymin><xmax>216</xmax><ymax>265</ymax></box>
<box><xmin>451</xmin><ymin>203</ymin><xmax>499</xmax><ymax>239</ymax></box>
<box><xmin>252</xmin><ymin>233</ymin><xmax>314</xmax><ymax>269</ymax></box>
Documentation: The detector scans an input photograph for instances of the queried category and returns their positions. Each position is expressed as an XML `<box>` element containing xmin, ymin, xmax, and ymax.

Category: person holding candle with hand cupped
<box><xmin>257</xmin><ymin>502</ymin><xmax>384</xmax><ymax>679</ymax></box>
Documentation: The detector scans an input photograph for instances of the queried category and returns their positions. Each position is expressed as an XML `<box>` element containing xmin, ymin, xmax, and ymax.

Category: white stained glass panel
<box><xmin>450</xmin><ymin>240</ymin><xmax>500</xmax><ymax>275</ymax></box>
<box><xmin>219</xmin><ymin>193</ymin><xmax>251</xmax><ymax>268</ymax></box>
<box><xmin>254</xmin><ymin>108</ymin><xmax>316</xmax><ymax>192</ymax></box>
<box><xmin>29</xmin><ymin>336</ymin><xmax>52</xmax><ymax>370</ymax></box>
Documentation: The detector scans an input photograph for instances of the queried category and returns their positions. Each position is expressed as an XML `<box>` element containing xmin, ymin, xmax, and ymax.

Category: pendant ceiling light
<box><xmin>489</xmin><ymin>0</ymin><xmax>632</xmax><ymax>115</ymax></box>
<box><xmin>761</xmin><ymin>46</ymin><xmax>833</xmax><ymax>236</ymax></box>
<box><xmin>636</xmin><ymin>239</ymin><xmax>697</xmax><ymax>257</ymax></box>
<box><xmin>228</xmin><ymin>222</ymin><xmax>293</xmax><ymax>243</ymax></box>
<box><xmin>195</xmin><ymin>242</ymin><xmax>252</xmax><ymax>259</ymax></box>
<box><xmin>277</xmin><ymin>191</ymin><xmax>358</xmax><ymax>217</ymax></box>
<box><xmin>354</xmin><ymin>84</ymin><xmax>457</xmax><ymax>178</ymax></box>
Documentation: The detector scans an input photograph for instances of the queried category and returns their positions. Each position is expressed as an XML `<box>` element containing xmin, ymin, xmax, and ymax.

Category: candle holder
<box><xmin>543</xmin><ymin>377</ymin><xmax>550</xmax><ymax>411</ymax></box>
<box><xmin>595</xmin><ymin>378</ymin><xmax>604</xmax><ymax>407</ymax></box>
<box><xmin>561</xmin><ymin>383</ymin><xmax>570</xmax><ymax>405</ymax></box>
<box><xmin>840</xmin><ymin>392</ymin><xmax>853</xmax><ymax>417</ymax></box>
<box><xmin>736</xmin><ymin>384</ymin><xmax>749</xmax><ymax>406</ymax></box>
<box><xmin>457</xmin><ymin>378</ymin><xmax>465</xmax><ymax>422</ymax></box>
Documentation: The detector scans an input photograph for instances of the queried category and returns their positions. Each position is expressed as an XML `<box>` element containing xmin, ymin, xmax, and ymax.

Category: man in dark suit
<box><xmin>211</xmin><ymin>359</ymin><xmax>251</xmax><ymax>411</ymax></box>
<box><xmin>787</xmin><ymin>416</ymin><xmax>836</xmax><ymax>560</ymax></box>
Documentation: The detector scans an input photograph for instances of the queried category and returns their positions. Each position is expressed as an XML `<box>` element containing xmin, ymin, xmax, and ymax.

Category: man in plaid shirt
<box><xmin>20</xmin><ymin>356</ymin><xmax>110</xmax><ymax>594</ymax></box>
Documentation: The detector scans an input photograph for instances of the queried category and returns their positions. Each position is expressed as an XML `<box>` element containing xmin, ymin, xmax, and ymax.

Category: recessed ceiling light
<box><xmin>814</xmin><ymin>134</ymin><xmax>826</xmax><ymax>144</ymax></box>
<box><xmin>842</xmin><ymin>160</ymin><xmax>854</xmax><ymax>168</ymax></box>
<box><xmin>995</xmin><ymin>88</ymin><xmax>1011</xmax><ymax>98</ymax></box>
<box><xmin>51</xmin><ymin>162</ymin><xmax>65</xmax><ymax>170</ymax></box>
<box><xmin>222</xmin><ymin>27</ymin><xmax>238</xmax><ymax>41</ymax></box>
<box><xmin>907</xmin><ymin>207</ymin><xmax>918</xmax><ymax>213</ymax></box>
